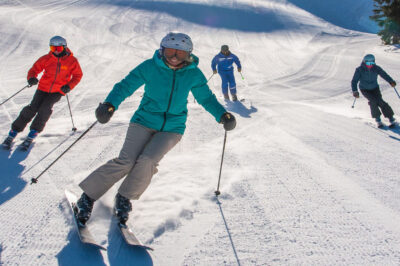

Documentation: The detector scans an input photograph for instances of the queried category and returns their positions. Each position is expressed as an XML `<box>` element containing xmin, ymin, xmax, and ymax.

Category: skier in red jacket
<box><xmin>2</xmin><ymin>36</ymin><xmax>83</xmax><ymax>149</ymax></box>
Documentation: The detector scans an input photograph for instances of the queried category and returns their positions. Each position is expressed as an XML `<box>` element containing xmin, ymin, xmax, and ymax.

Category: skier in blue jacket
<box><xmin>74</xmin><ymin>33</ymin><xmax>237</xmax><ymax>226</ymax></box>
<box><xmin>351</xmin><ymin>54</ymin><xmax>397</xmax><ymax>128</ymax></box>
<box><xmin>211</xmin><ymin>45</ymin><xmax>242</xmax><ymax>101</ymax></box>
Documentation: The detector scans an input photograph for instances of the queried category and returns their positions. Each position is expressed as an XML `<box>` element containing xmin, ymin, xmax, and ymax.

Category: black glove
<box><xmin>220</xmin><ymin>112</ymin><xmax>236</xmax><ymax>131</ymax></box>
<box><xmin>60</xmin><ymin>84</ymin><xmax>71</xmax><ymax>94</ymax></box>
<box><xmin>353</xmin><ymin>91</ymin><xmax>359</xmax><ymax>98</ymax></box>
<box><xmin>95</xmin><ymin>102</ymin><xmax>115</xmax><ymax>124</ymax></box>
<box><xmin>28</xmin><ymin>77</ymin><xmax>39</xmax><ymax>86</ymax></box>
<box><xmin>390</xmin><ymin>81</ymin><xmax>396</xmax><ymax>87</ymax></box>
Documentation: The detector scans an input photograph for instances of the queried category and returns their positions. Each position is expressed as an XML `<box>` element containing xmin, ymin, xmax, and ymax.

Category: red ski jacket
<box><xmin>27</xmin><ymin>48</ymin><xmax>83</xmax><ymax>95</ymax></box>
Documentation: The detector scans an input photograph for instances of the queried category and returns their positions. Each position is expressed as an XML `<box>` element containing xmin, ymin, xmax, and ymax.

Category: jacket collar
<box><xmin>47</xmin><ymin>47</ymin><xmax>72</xmax><ymax>59</ymax></box>
<box><xmin>361</xmin><ymin>62</ymin><xmax>376</xmax><ymax>70</ymax></box>
<box><xmin>220</xmin><ymin>51</ymin><xmax>231</xmax><ymax>57</ymax></box>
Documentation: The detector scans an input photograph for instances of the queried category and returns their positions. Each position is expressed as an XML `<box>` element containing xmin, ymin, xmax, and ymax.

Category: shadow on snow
<box><xmin>216</xmin><ymin>197</ymin><xmax>241</xmax><ymax>266</ymax></box>
<box><xmin>379</xmin><ymin>126</ymin><xmax>400</xmax><ymax>142</ymax></box>
<box><xmin>101</xmin><ymin>0</ymin><xmax>292</xmax><ymax>33</ymax></box>
<box><xmin>225</xmin><ymin>100</ymin><xmax>257</xmax><ymax>118</ymax></box>
<box><xmin>107</xmin><ymin>218</ymin><xmax>154</xmax><ymax>266</ymax></box>
<box><xmin>0</xmin><ymin>132</ymin><xmax>75</xmax><ymax>206</ymax></box>
<box><xmin>0</xmin><ymin>147</ymin><xmax>30</xmax><ymax>206</ymax></box>
<box><xmin>286</xmin><ymin>0</ymin><xmax>377</xmax><ymax>33</ymax></box>
<box><xmin>56</xmin><ymin>230</ymin><xmax>107</xmax><ymax>266</ymax></box>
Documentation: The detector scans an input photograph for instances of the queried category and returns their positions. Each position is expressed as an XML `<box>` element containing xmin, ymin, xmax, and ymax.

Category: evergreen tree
<box><xmin>370</xmin><ymin>0</ymin><xmax>400</xmax><ymax>44</ymax></box>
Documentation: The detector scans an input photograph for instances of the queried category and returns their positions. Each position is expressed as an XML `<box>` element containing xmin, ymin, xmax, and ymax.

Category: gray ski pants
<box><xmin>79</xmin><ymin>123</ymin><xmax>182</xmax><ymax>200</ymax></box>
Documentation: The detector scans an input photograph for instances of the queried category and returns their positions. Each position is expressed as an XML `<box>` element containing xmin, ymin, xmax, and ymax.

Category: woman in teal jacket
<box><xmin>75</xmin><ymin>32</ymin><xmax>236</xmax><ymax>225</ymax></box>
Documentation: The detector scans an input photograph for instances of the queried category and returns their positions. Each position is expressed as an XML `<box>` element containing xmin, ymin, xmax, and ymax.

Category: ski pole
<box><xmin>239</xmin><ymin>72</ymin><xmax>244</xmax><ymax>80</ymax></box>
<box><xmin>351</xmin><ymin>97</ymin><xmax>357</xmax><ymax>108</ymax></box>
<box><xmin>66</xmin><ymin>94</ymin><xmax>77</xmax><ymax>131</ymax></box>
<box><xmin>215</xmin><ymin>130</ymin><xmax>228</xmax><ymax>196</ymax></box>
<box><xmin>0</xmin><ymin>84</ymin><xmax>31</xmax><ymax>106</ymax></box>
<box><xmin>207</xmin><ymin>73</ymin><xmax>215</xmax><ymax>83</ymax></box>
<box><xmin>394</xmin><ymin>87</ymin><xmax>400</xmax><ymax>99</ymax></box>
<box><xmin>31</xmin><ymin>121</ymin><xmax>98</xmax><ymax>184</ymax></box>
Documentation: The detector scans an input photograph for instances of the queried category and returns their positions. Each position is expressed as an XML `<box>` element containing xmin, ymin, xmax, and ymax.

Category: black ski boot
<box><xmin>114</xmin><ymin>193</ymin><xmax>132</xmax><ymax>225</ymax></box>
<box><xmin>231</xmin><ymin>94</ymin><xmax>238</xmax><ymax>101</ymax></box>
<box><xmin>20</xmin><ymin>138</ymin><xmax>34</xmax><ymax>150</ymax></box>
<box><xmin>2</xmin><ymin>129</ymin><xmax>17</xmax><ymax>150</ymax></box>
<box><xmin>20</xmin><ymin>130</ymin><xmax>38</xmax><ymax>151</ymax></box>
<box><xmin>389</xmin><ymin>117</ymin><xmax>398</xmax><ymax>128</ymax></box>
<box><xmin>76</xmin><ymin>193</ymin><xmax>95</xmax><ymax>225</ymax></box>
<box><xmin>376</xmin><ymin>118</ymin><xmax>384</xmax><ymax>128</ymax></box>
<box><xmin>2</xmin><ymin>136</ymin><xmax>14</xmax><ymax>150</ymax></box>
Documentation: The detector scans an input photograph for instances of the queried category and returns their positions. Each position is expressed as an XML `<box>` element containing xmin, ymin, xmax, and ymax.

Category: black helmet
<box><xmin>221</xmin><ymin>45</ymin><xmax>229</xmax><ymax>52</ymax></box>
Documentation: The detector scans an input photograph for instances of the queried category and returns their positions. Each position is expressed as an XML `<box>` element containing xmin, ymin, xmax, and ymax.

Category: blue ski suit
<box><xmin>211</xmin><ymin>52</ymin><xmax>241</xmax><ymax>95</ymax></box>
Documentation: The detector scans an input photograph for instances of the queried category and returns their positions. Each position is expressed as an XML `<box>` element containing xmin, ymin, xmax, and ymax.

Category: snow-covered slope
<box><xmin>1</xmin><ymin>0</ymin><xmax>399</xmax><ymax>265</ymax></box>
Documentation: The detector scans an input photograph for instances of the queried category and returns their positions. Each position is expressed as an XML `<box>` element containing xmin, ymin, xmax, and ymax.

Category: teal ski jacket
<box><xmin>105</xmin><ymin>50</ymin><xmax>226</xmax><ymax>134</ymax></box>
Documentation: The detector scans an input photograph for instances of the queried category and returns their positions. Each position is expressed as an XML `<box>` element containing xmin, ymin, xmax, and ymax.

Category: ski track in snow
<box><xmin>0</xmin><ymin>0</ymin><xmax>400</xmax><ymax>265</ymax></box>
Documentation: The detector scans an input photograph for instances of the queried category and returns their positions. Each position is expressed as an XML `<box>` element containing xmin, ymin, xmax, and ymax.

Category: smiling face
<box><xmin>163</xmin><ymin>48</ymin><xmax>189</xmax><ymax>67</ymax></box>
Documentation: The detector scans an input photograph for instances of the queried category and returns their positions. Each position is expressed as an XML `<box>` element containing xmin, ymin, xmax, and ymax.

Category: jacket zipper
<box><xmin>49</xmin><ymin>58</ymin><xmax>61</xmax><ymax>93</ymax></box>
<box><xmin>160</xmin><ymin>70</ymin><xmax>176</xmax><ymax>131</ymax></box>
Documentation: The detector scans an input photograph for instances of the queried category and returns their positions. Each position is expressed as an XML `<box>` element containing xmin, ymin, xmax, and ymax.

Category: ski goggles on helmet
<box><xmin>365</xmin><ymin>61</ymin><xmax>375</xmax><ymax>66</ymax></box>
<box><xmin>50</xmin><ymin>45</ymin><xmax>64</xmax><ymax>53</ymax></box>
<box><xmin>163</xmin><ymin>48</ymin><xmax>189</xmax><ymax>61</ymax></box>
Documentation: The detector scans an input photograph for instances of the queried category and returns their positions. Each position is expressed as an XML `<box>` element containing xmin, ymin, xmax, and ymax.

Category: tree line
<box><xmin>371</xmin><ymin>0</ymin><xmax>400</xmax><ymax>44</ymax></box>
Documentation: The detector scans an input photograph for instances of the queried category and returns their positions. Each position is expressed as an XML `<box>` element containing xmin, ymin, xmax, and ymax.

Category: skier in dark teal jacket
<box><xmin>351</xmin><ymin>54</ymin><xmax>397</xmax><ymax>127</ymax></box>
<box><xmin>74</xmin><ymin>32</ymin><xmax>237</xmax><ymax>225</ymax></box>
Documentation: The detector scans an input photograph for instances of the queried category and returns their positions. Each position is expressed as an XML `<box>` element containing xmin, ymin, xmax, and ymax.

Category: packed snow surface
<box><xmin>0</xmin><ymin>0</ymin><xmax>399</xmax><ymax>265</ymax></box>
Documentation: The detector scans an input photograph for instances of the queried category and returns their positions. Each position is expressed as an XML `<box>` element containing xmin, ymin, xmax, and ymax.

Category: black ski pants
<box><xmin>12</xmin><ymin>90</ymin><xmax>62</xmax><ymax>133</ymax></box>
<box><xmin>360</xmin><ymin>87</ymin><xmax>394</xmax><ymax>120</ymax></box>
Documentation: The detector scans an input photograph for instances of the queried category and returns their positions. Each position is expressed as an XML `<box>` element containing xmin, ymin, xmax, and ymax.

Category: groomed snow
<box><xmin>0</xmin><ymin>0</ymin><xmax>399</xmax><ymax>265</ymax></box>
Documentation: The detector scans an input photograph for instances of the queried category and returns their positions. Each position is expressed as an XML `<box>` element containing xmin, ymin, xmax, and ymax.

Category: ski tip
<box><xmin>65</xmin><ymin>189</ymin><xmax>79</xmax><ymax>203</ymax></box>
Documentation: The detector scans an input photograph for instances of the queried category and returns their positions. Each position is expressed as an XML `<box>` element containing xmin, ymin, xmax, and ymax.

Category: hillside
<box><xmin>0</xmin><ymin>0</ymin><xmax>399</xmax><ymax>265</ymax></box>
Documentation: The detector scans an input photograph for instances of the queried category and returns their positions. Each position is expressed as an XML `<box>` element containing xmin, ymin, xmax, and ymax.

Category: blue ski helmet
<box><xmin>49</xmin><ymin>36</ymin><xmax>67</xmax><ymax>46</ymax></box>
<box><xmin>363</xmin><ymin>54</ymin><xmax>375</xmax><ymax>63</ymax></box>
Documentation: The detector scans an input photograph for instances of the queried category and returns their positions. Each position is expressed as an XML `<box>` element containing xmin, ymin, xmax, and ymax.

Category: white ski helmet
<box><xmin>49</xmin><ymin>36</ymin><xmax>67</xmax><ymax>46</ymax></box>
<box><xmin>363</xmin><ymin>54</ymin><xmax>375</xmax><ymax>63</ymax></box>
<box><xmin>160</xmin><ymin>32</ymin><xmax>193</xmax><ymax>52</ymax></box>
